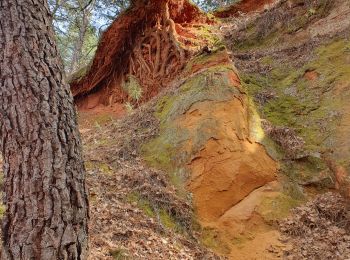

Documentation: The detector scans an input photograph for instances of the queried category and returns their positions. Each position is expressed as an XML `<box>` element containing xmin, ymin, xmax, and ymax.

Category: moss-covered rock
<box><xmin>142</xmin><ymin>49</ymin><xmax>242</xmax><ymax>172</ymax></box>
<box><xmin>142</xmin><ymin>48</ymin><xmax>278</xmax><ymax>230</ymax></box>
<box><xmin>240</xmin><ymin>38</ymin><xmax>350</xmax><ymax>185</ymax></box>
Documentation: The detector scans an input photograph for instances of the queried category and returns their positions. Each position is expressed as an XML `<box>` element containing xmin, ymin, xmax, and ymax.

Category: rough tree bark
<box><xmin>0</xmin><ymin>1</ymin><xmax>89</xmax><ymax>259</ymax></box>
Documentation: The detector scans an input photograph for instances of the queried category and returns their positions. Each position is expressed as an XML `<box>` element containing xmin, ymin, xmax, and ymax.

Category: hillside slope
<box><xmin>0</xmin><ymin>0</ymin><xmax>349</xmax><ymax>259</ymax></box>
<box><xmin>71</xmin><ymin>0</ymin><xmax>350</xmax><ymax>259</ymax></box>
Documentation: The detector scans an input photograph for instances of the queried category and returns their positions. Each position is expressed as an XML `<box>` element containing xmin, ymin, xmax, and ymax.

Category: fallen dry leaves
<box><xmin>81</xmin><ymin>107</ymin><xmax>222</xmax><ymax>259</ymax></box>
<box><xmin>280</xmin><ymin>192</ymin><xmax>350</xmax><ymax>259</ymax></box>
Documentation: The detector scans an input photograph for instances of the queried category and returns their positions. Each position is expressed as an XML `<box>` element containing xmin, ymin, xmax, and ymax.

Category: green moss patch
<box><xmin>159</xmin><ymin>209</ymin><xmax>179</xmax><ymax>230</ymax></box>
<box><xmin>239</xmin><ymin>37</ymin><xmax>350</xmax><ymax>187</ymax></box>
<box><xmin>257</xmin><ymin>194</ymin><xmax>301</xmax><ymax>223</ymax></box>
<box><xmin>242</xmin><ymin>38</ymin><xmax>350</xmax><ymax>156</ymax></box>
<box><xmin>229</xmin><ymin>0</ymin><xmax>334</xmax><ymax>51</ymax></box>
<box><xmin>85</xmin><ymin>161</ymin><xmax>113</xmax><ymax>175</ymax></box>
<box><xmin>201</xmin><ymin>227</ymin><xmax>231</xmax><ymax>255</ymax></box>
<box><xmin>182</xmin><ymin>46</ymin><xmax>230</xmax><ymax>75</ymax></box>
<box><xmin>127</xmin><ymin>192</ymin><xmax>156</xmax><ymax>218</ymax></box>
<box><xmin>109</xmin><ymin>248</ymin><xmax>129</xmax><ymax>260</ymax></box>
<box><xmin>0</xmin><ymin>204</ymin><xmax>5</xmax><ymax>218</ymax></box>
<box><xmin>126</xmin><ymin>192</ymin><xmax>185</xmax><ymax>232</ymax></box>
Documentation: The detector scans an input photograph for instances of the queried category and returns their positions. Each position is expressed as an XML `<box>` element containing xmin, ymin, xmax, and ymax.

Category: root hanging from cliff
<box><xmin>126</xmin><ymin>4</ymin><xmax>189</xmax><ymax>102</ymax></box>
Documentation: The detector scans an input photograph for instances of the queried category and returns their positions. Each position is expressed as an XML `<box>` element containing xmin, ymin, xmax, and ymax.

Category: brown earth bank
<box><xmin>137</xmin><ymin>42</ymin><xmax>294</xmax><ymax>258</ymax></box>
<box><xmin>67</xmin><ymin>0</ymin><xmax>350</xmax><ymax>259</ymax></box>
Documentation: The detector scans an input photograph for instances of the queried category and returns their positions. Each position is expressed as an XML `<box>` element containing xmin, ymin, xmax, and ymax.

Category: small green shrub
<box><xmin>0</xmin><ymin>204</ymin><xmax>5</xmax><ymax>218</ymax></box>
<box><xmin>122</xmin><ymin>75</ymin><xmax>143</xmax><ymax>102</ymax></box>
<box><xmin>109</xmin><ymin>248</ymin><xmax>129</xmax><ymax>260</ymax></box>
<box><xmin>126</xmin><ymin>192</ymin><xmax>155</xmax><ymax>218</ymax></box>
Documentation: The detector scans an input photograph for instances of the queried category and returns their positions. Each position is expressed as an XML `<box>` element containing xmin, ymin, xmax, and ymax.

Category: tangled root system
<box><xmin>70</xmin><ymin>0</ymin><xmax>210</xmax><ymax>107</ymax></box>
<box><xmin>127</xmin><ymin>3</ymin><xmax>188</xmax><ymax>101</ymax></box>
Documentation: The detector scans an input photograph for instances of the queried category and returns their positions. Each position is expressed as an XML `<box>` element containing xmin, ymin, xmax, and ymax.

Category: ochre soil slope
<box><xmin>70</xmin><ymin>0</ymin><xmax>350</xmax><ymax>259</ymax></box>
<box><xmin>0</xmin><ymin>0</ymin><xmax>349</xmax><ymax>259</ymax></box>
<box><xmin>77</xmin><ymin>46</ymin><xmax>284</xmax><ymax>258</ymax></box>
<box><xmin>73</xmin><ymin>0</ymin><xmax>284</xmax><ymax>259</ymax></box>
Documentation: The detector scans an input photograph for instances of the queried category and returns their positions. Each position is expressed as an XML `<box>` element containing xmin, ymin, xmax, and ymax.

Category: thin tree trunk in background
<box><xmin>0</xmin><ymin>0</ymin><xmax>89</xmax><ymax>259</ymax></box>
<box><xmin>69</xmin><ymin>12</ymin><xmax>90</xmax><ymax>73</ymax></box>
<box><xmin>69</xmin><ymin>0</ymin><xmax>95</xmax><ymax>73</ymax></box>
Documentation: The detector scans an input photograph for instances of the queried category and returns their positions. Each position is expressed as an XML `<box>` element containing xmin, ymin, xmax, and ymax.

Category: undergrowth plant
<box><xmin>122</xmin><ymin>75</ymin><xmax>143</xmax><ymax>104</ymax></box>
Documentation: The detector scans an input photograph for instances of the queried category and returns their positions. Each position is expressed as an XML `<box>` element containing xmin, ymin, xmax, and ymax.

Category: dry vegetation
<box><xmin>262</xmin><ymin>120</ymin><xmax>305</xmax><ymax>159</ymax></box>
<box><xmin>280</xmin><ymin>192</ymin><xmax>350</xmax><ymax>259</ymax></box>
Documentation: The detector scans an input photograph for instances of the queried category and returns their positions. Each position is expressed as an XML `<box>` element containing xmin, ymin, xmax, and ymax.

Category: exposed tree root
<box><xmin>70</xmin><ymin>0</ymin><xmax>211</xmax><ymax>107</ymax></box>
<box><xmin>127</xmin><ymin>3</ymin><xmax>189</xmax><ymax>101</ymax></box>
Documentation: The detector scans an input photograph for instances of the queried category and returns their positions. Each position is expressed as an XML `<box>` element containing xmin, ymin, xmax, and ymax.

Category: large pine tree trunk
<box><xmin>0</xmin><ymin>1</ymin><xmax>89</xmax><ymax>259</ymax></box>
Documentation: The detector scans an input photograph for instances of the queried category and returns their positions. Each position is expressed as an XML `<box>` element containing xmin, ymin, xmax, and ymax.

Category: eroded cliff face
<box><xmin>185</xmin><ymin>99</ymin><xmax>277</xmax><ymax>222</ymax></box>
<box><xmin>142</xmin><ymin>48</ymin><xmax>282</xmax><ymax>257</ymax></box>
<box><xmin>215</xmin><ymin>0</ymin><xmax>350</xmax><ymax>256</ymax></box>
